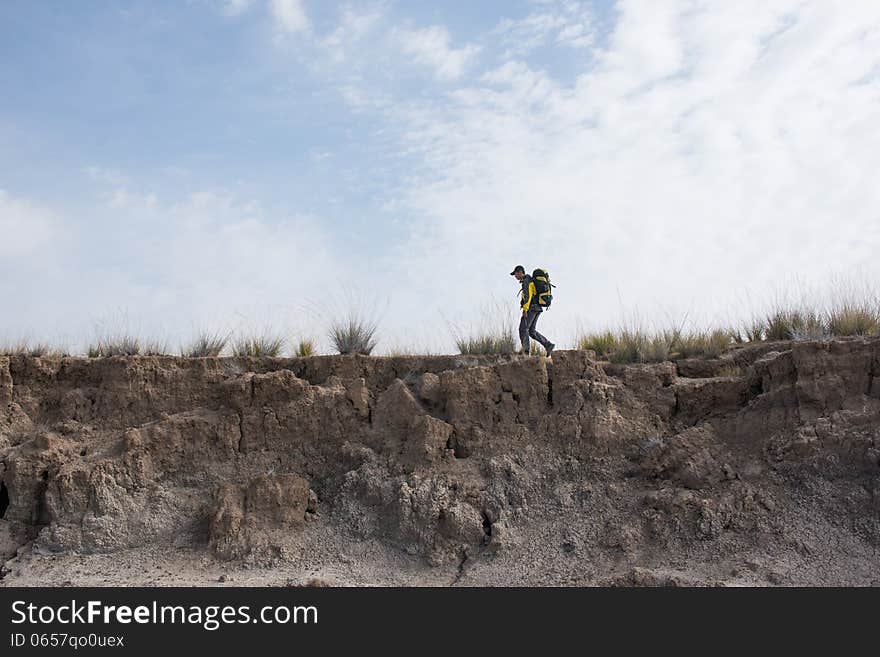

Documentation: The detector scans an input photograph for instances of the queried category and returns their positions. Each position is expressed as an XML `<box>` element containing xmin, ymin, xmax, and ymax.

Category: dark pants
<box><xmin>519</xmin><ymin>309</ymin><xmax>552</xmax><ymax>353</ymax></box>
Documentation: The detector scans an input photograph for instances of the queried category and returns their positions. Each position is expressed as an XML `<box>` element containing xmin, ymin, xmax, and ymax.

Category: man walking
<box><xmin>510</xmin><ymin>265</ymin><xmax>555</xmax><ymax>357</ymax></box>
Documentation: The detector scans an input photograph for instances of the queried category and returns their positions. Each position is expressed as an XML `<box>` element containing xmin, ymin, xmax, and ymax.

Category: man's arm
<box><xmin>522</xmin><ymin>280</ymin><xmax>535</xmax><ymax>313</ymax></box>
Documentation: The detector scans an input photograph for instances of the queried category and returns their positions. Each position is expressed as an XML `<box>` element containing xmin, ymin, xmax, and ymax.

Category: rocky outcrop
<box><xmin>209</xmin><ymin>473</ymin><xmax>311</xmax><ymax>560</ymax></box>
<box><xmin>1</xmin><ymin>338</ymin><xmax>878</xmax><ymax>585</ymax></box>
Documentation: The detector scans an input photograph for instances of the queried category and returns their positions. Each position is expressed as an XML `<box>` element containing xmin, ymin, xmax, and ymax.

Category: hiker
<box><xmin>510</xmin><ymin>265</ymin><xmax>555</xmax><ymax>357</ymax></box>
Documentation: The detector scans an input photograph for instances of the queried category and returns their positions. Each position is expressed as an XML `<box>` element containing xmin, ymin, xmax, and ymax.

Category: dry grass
<box><xmin>0</xmin><ymin>340</ymin><xmax>67</xmax><ymax>357</ymax></box>
<box><xmin>827</xmin><ymin>303</ymin><xmax>880</xmax><ymax>337</ymax></box>
<box><xmin>758</xmin><ymin>280</ymin><xmax>879</xmax><ymax>341</ymax></box>
<box><xmin>577</xmin><ymin>330</ymin><xmax>617</xmax><ymax>357</ymax></box>
<box><xmin>87</xmin><ymin>335</ymin><xmax>142</xmax><ymax>357</ymax></box>
<box><xmin>607</xmin><ymin>328</ymin><xmax>648</xmax><ymax>363</ymax></box>
<box><xmin>577</xmin><ymin>327</ymin><xmax>678</xmax><ymax>363</ymax></box>
<box><xmin>449</xmin><ymin>300</ymin><xmax>521</xmax><ymax>356</ymax></box>
<box><xmin>329</xmin><ymin>313</ymin><xmax>379</xmax><ymax>355</ymax></box>
<box><xmin>764</xmin><ymin>307</ymin><xmax>827</xmax><ymax>341</ymax></box>
<box><xmin>232</xmin><ymin>334</ymin><xmax>285</xmax><ymax>358</ymax></box>
<box><xmin>577</xmin><ymin>325</ymin><xmax>733</xmax><ymax>363</ymax></box>
<box><xmin>384</xmin><ymin>347</ymin><xmax>415</xmax><ymax>357</ymax></box>
<box><xmin>141</xmin><ymin>339</ymin><xmax>171</xmax><ymax>356</ymax></box>
<box><xmin>180</xmin><ymin>331</ymin><xmax>228</xmax><ymax>358</ymax></box>
<box><xmin>674</xmin><ymin>329</ymin><xmax>732</xmax><ymax>359</ymax></box>
<box><xmin>0</xmin><ymin>342</ymin><xmax>24</xmax><ymax>356</ymax></box>
<box><xmin>644</xmin><ymin>330</ymin><xmax>679</xmax><ymax>362</ymax></box>
<box><xmin>731</xmin><ymin>317</ymin><xmax>766</xmax><ymax>344</ymax></box>
<box><xmin>4</xmin><ymin>280</ymin><xmax>877</xmax><ymax>361</ymax></box>
<box><xmin>576</xmin><ymin>280</ymin><xmax>878</xmax><ymax>364</ymax></box>
<box><xmin>383</xmin><ymin>341</ymin><xmax>441</xmax><ymax>357</ymax></box>
<box><xmin>762</xmin><ymin>300</ymin><xmax>878</xmax><ymax>341</ymax></box>
<box><xmin>0</xmin><ymin>340</ymin><xmax>32</xmax><ymax>357</ymax></box>
<box><xmin>26</xmin><ymin>342</ymin><xmax>53</xmax><ymax>357</ymax></box>
<box><xmin>294</xmin><ymin>338</ymin><xmax>317</xmax><ymax>357</ymax></box>
<box><xmin>455</xmin><ymin>330</ymin><xmax>517</xmax><ymax>355</ymax></box>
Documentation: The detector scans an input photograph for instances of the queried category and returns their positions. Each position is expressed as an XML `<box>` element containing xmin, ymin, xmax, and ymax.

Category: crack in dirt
<box><xmin>236</xmin><ymin>412</ymin><xmax>245</xmax><ymax>453</ymax></box>
<box><xmin>450</xmin><ymin>550</ymin><xmax>469</xmax><ymax>587</ymax></box>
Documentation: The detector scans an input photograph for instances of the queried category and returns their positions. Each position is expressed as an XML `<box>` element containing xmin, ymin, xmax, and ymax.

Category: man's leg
<box><xmin>519</xmin><ymin>313</ymin><xmax>531</xmax><ymax>353</ymax></box>
<box><xmin>527</xmin><ymin>311</ymin><xmax>553</xmax><ymax>351</ymax></box>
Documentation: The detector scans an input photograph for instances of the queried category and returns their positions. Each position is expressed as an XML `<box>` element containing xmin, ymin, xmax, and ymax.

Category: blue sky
<box><xmin>2</xmin><ymin>1</ymin><xmax>879</xmax><ymax>352</ymax></box>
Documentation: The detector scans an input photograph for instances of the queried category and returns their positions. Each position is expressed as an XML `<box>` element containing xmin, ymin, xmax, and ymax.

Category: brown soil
<box><xmin>1</xmin><ymin>338</ymin><xmax>879</xmax><ymax>586</ymax></box>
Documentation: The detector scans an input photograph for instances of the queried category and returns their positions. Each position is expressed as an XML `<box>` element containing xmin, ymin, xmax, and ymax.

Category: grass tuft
<box><xmin>329</xmin><ymin>313</ymin><xmax>378</xmax><ymax>355</ymax></box>
<box><xmin>765</xmin><ymin>308</ymin><xmax>827</xmax><ymax>342</ymax></box>
<box><xmin>827</xmin><ymin>303</ymin><xmax>880</xmax><ymax>337</ymax></box>
<box><xmin>181</xmin><ymin>331</ymin><xmax>228</xmax><ymax>358</ymax></box>
<box><xmin>578</xmin><ymin>326</ymin><xmax>733</xmax><ymax>363</ymax></box>
<box><xmin>578</xmin><ymin>327</ymin><xmax>678</xmax><ymax>363</ymax></box>
<box><xmin>577</xmin><ymin>330</ymin><xmax>617</xmax><ymax>357</ymax></box>
<box><xmin>731</xmin><ymin>318</ymin><xmax>766</xmax><ymax>344</ymax></box>
<box><xmin>607</xmin><ymin>328</ymin><xmax>647</xmax><ymax>363</ymax></box>
<box><xmin>674</xmin><ymin>329</ymin><xmax>731</xmax><ymax>359</ymax></box>
<box><xmin>0</xmin><ymin>340</ymin><xmax>68</xmax><ymax>357</ymax></box>
<box><xmin>455</xmin><ymin>329</ymin><xmax>517</xmax><ymax>355</ymax></box>
<box><xmin>26</xmin><ymin>342</ymin><xmax>52</xmax><ymax>357</ymax></box>
<box><xmin>294</xmin><ymin>338</ymin><xmax>317</xmax><ymax>357</ymax></box>
<box><xmin>232</xmin><ymin>334</ymin><xmax>285</xmax><ymax>358</ymax></box>
<box><xmin>141</xmin><ymin>339</ymin><xmax>171</xmax><ymax>356</ymax></box>
<box><xmin>87</xmin><ymin>335</ymin><xmax>142</xmax><ymax>357</ymax></box>
<box><xmin>1</xmin><ymin>340</ymin><xmax>32</xmax><ymax>357</ymax></box>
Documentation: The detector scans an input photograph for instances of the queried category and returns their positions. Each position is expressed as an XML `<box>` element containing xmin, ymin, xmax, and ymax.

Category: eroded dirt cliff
<box><xmin>1</xmin><ymin>338</ymin><xmax>879</xmax><ymax>586</ymax></box>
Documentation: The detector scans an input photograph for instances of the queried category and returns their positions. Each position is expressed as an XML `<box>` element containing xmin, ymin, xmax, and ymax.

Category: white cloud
<box><xmin>220</xmin><ymin>0</ymin><xmax>255</xmax><ymax>16</ymax></box>
<box><xmin>0</xmin><ymin>187</ymin><xmax>349</xmax><ymax>351</ymax></box>
<box><xmin>382</xmin><ymin>0</ymin><xmax>880</xmax><ymax>334</ymax></box>
<box><xmin>398</xmin><ymin>25</ymin><xmax>480</xmax><ymax>81</ymax></box>
<box><xmin>7</xmin><ymin>1</ymin><xmax>880</xmax><ymax>351</ymax></box>
<box><xmin>270</xmin><ymin>0</ymin><xmax>310</xmax><ymax>34</ymax></box>
<box><xmin>105</xmin><ymin>188</ymin><xmax>159</xmax><ymax>210</ymax></box>
<box><xmin>494</xmin><ymin>1</ymin><xmax>594</xmax><ymax>56</ymax></box>
<box><xmin>322</xmin><ymin>4</ymin><xmax>384</xmax><ymax>61</ymax></box>
<box><xmin>556</xmin><ymin>22</ymin><xmax>592</xmax><ymax>49</ymax></box>
<box><xmin>227</xmin><ymin>0</ymin><xmax>879</xmax><ymax>341</ymax></box>
<box><xmin>83</xmin><ymin>165</ymin><xmax>127</xmax><ymax>186</ymax></box>
<box><xmin>0</xmin><ymin>190</ymin><xmax>58</xmax><ymax>259</ymax></box>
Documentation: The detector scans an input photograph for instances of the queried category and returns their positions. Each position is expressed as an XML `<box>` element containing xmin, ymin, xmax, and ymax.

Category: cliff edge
<box><xmin>1</xmin><ymin>338</ymin><xmax>878</xmax><ymax>585</ymax></box>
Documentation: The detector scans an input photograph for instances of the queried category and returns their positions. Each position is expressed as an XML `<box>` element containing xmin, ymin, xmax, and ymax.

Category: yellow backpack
<box><xmin>532</xmin><ymin>268</ymin><xmax>554</xmax><ymax>308</ymax></box>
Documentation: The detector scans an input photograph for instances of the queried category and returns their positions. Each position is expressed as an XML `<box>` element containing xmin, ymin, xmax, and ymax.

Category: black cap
<box><xmin>510</xmin><ymin>265</ymin><xmax>525</xmax><ymax>276</ymax></box>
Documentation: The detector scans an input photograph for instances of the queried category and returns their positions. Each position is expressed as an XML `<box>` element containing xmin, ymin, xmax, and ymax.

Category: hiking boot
<box><xmin>546</xmin><ymin>343</ymin><xmax>555</xmax><ymax>357</ymax></box>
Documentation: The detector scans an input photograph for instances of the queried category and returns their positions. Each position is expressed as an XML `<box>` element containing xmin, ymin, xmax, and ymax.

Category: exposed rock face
<box><xmin>0</xmin><ymin>339</ymin><xmax>878</xmax><ymax>585</ymax></box>
<box><xmin>209</xmin><ymin>474</ymin><xmax>310</xmax><ymax>560</ymax></box>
